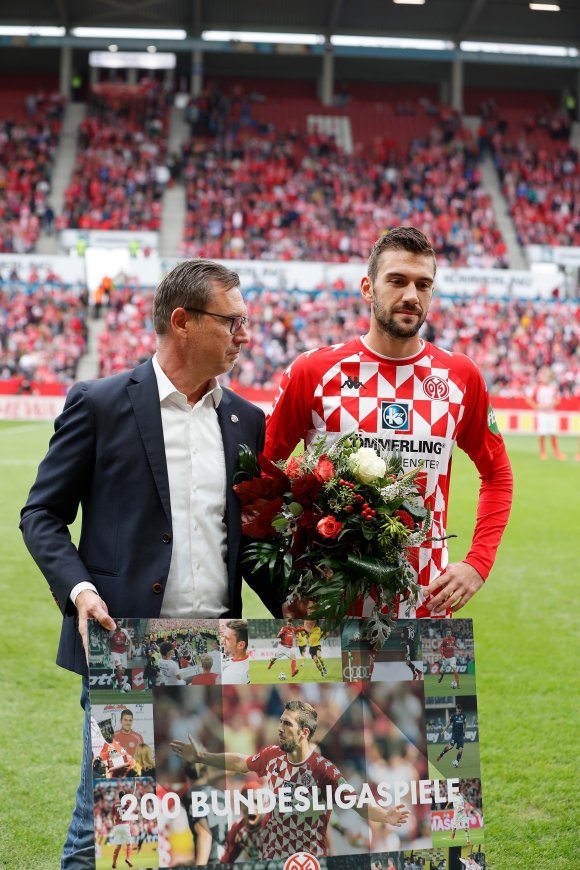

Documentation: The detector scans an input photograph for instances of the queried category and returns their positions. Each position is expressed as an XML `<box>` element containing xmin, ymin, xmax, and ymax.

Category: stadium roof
<box><xmin>2</xmin><ymin>0</ymin><xmax>580</xmax><ymax>50</ymax></box>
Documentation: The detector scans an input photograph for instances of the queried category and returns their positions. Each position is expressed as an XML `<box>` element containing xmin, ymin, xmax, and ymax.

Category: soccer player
<box><xmin>221</xmin><ymin>619</ymin><xmax>250</xmax><ymax>684</ymax></box>
<box><xmin>295</xmin><ymin>625</ymin><xmax>309</xmax><ymax>665</ymax></box>
<box><xmin>171</xmin><ymin>700</ymin><xmax>409</xmax><ymax>860</ymax></box>
<box><xmin>444</xmin><ymin>790</ymin><xmax>471</xmax><ymax>845</ymax></box>
<box><xmin>267</xmin><ymin>619</ymin><xmax>299</xmax><ymax>678</ymax></box>
<box><xmin>220</xmin><ymin>784</ymin><xmax>265</xmax><ymax>863</ymax></box>
<box><xmin>110</xmin><ymin>620</ymin><xmax>133</xmax><ymax>690</ymax></box>
<box><xmin>171</xmin><ymin>699</ymin><xmax>409</xmax><ymax>859</ymax></box>
<box><xmin>306</xmin><ymin>619</ymin><xmax>328</xmax><ymax>677</ymax></box>
<box><xmin>114</xmin><ymin>709</ymin><xmax>144</xmax><ymax>758</ymax></box>
<box><xmin>110</xmin><ymin>791</ymin><xmax>134</xmax><ymax>868</ymax></box>
<box><xmin>189</xmin><ymin>653</ymin><xmax>221</xmax><ymax>685</ymax></box>
<box><xmin>528</xmin><ymin>366</ymin><xmax>566</xmax><ymax>461</ymax></box>
<box><xmin>400</xmin><ymin>623</ymin><xmax>422</xmax><ymax>681</ymax></box>
<box><xmin>437</xmin><ymin>628</ymin><xmax>460</xmax><ymax>689</ymax></box>
<box><xmin>183</xmin><ymin>763</ymin><xmax>231</xmax><ymax>863</ymax></box>
<box><xmin>264</xmin><ymin>227</ymin><xmax>513</xmax><ymax>618</ymax></box>
<box><xmin>157</xmin><ymin>641</ymin><xmax>186</xmax><ymax>685</ymax></box>
<box><xmin>436</xmin><ymin>703</ymin><xmax>467</xmax><ymax>768</ymax></box>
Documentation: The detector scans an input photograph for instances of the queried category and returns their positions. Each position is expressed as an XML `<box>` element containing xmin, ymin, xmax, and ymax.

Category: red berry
<box><xmin>344</xmin><ymin>505</ymin><xmax>354</xmax><ymax>513</ymax></box>
<box><xmin>355</xmin><ymin>494</ymin><xmax>364</xmax><ymax>502</ymax></box>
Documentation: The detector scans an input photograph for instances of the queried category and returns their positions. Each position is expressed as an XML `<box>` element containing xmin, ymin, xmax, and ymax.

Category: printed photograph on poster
<box><xmin>431</xmin><ymin>779</ymin><xmax>484</xmax><ymax>849</ymax></box>
<box><xmin>93</xmin><ymin>778</ymin><xmax>158</xmax><ymax>870</ymax></box>
<box><xmin>91</xmin><ymin>703</ymin><xmax>155</xmax><ymax>780</ymax></box>
<box><xmin>340</xmin><ymin>620</ymin><xmax>423</xmax><ymax>683</ymax></box>
<box><xmin>426</xmin><ymin>697</ymin><xmax>480</xmax><ymax>780</ymax></box>
<box><xmin>248</xmin><ymin>617</ymin><xmax>342</xmax><ymax>683</ymax></box>
<box><xmin>422</xmin><ymin>623</ymin><xmax>476</xmax><ymax>697</ymax></box>
<box><xmin>88</xmin><ymin>617</ymin><xmax>485</xmax><ymax>869</ymax></box>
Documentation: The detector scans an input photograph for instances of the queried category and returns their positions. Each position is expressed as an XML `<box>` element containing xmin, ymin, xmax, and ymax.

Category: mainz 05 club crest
<box><xmin>88</xmin><ymin>617</ymin><xmax>486</xmax><ymax>870</ymax></box>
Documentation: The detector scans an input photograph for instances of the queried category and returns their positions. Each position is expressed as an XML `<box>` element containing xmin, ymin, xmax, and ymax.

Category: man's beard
<box><xmin>372</xmin><ymin>293</ymin><xmax>427</xmax><ymax>339</ymax></box>
<box><xmin>278</xmin><ymin>736</ymin><xmax>297</xmax><ymax>753</ymax></box>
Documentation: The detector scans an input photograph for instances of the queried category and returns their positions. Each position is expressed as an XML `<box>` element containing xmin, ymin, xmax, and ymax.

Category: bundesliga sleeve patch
<box><xmin>487</xmin><ymin>404</ymin><xmax>500</xmax><ymax>434</ymax></box>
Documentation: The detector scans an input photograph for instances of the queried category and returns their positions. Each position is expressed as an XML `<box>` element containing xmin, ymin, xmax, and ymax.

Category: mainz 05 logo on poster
<box><xmin>88</xmin><ymin>616</ymin><xmax>486</xmax><ymax>869</ymax></box>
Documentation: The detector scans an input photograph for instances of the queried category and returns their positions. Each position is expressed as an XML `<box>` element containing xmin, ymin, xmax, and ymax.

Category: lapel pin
<box><xmin>230</xmin><ymin>414</ymin><xmax>239</xmax><ymax>423</ymax></box>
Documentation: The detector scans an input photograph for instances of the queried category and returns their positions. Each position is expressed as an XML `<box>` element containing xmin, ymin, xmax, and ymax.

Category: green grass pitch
<box><xmin>249</xmin><ymin>655</ymin><xmax>343</xmax><ymax>683</ymax></box>
<box><xmin>423</xmin><ymin>673</ymin><xmax>477</xmax><ymax>697</ymax></box>
<box><xmin>95</xmin><ymin>840</ymin><xmax>158</xmax><ymax>869</ymax></box>
<box><xmin>432</xmin><ymin>825</ymin><xmax>485</xmax><ymax>849</ymax></box>
<box><xmin>1</xmin><ymin>424</ymin><xmax>578</xmax><ymax>868</ymax></box>
<box><xmin>428</xmin><ymin>741</ymin><xmax>481</xmax><ymax>780</ymax></box>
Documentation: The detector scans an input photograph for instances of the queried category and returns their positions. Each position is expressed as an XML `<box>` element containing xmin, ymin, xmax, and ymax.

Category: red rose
<box><xmin>314</xmin><ymin>455</ymin><xmax>335</xmax><ymax>483</ymax></box>
<box><xmin>291</xmin><ymin>473</ymin><xmax>324</xmax><ymax>506</ymax></box>
<box><xmin>394</xmin><ymin>509</ymin><xmax>415</xmax><ymax>530</ymax></box>
<box><xmin>240</xmin><ymin>496</ymin><xmax>284</xmax><ymax>539</ymax></box>
<box><xmin>286</xmin><ymin>456</ymin><xmax>304</xmax><ymax>479</ymax></box>
<box><xmin>316</xmin><ymin>515</ymin><xmax>343</xmax><ymax>539</ymax></box>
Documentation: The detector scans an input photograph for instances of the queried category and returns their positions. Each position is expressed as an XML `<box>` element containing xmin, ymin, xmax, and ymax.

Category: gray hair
<box><xmin>153</xmin><ymin>259</ymin><xmax>240</xmax><ymax>335</ymax></box>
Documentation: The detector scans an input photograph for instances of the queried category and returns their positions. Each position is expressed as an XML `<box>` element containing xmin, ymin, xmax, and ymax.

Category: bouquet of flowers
<box><xmin>234</xmin><ymin>433</ymin><xmax>432</xmax><ymax>643</ymax></box>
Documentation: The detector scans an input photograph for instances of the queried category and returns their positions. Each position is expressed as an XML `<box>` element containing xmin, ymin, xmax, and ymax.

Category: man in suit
<box><xmin>21</xmin><ymin>258</ymin><xmax>277</xmax><ymax>868</ymax></box>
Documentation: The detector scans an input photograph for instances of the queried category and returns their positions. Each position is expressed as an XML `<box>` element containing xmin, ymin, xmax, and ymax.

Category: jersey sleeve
<box><xmin>220</xmin><ymin>820</ymin><xmax>243</xmax><ymax>864</ymax></box>
<box><xmin>454</xmin><ymin>357</ymin><xmax>513</xmax><ymax>580</ymax></box>
<box><xmin>264</xmin><ymin>353</ymin><xmax>317</xmax><ymax>461</ymax></box>
<box><xmin>246</xmin><ymin>746</ymin><xmax>274</xmax><ymax>777</ymax></box>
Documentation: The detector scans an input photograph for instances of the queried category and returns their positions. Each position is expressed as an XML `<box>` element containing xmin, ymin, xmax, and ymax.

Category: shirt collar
<box><xmin>152</xmin><ymin>353</ymin><xmax>223</xmax><ymax>408</ymax></box>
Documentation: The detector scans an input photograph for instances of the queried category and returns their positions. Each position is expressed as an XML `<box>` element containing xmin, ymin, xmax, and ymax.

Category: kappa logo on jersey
<box><xmin>284</xmin><ymin>853</ymin><xmax>320</xmax><ymax>870</ymax></box>
<box><xmin>381</xmin><ymin>402</ymin><xmax>410</xmax><ymax>431</ymax></box>
<box><xmin>422</xmin><ymin>375</ymin><xmax>450</xmax><ymax>400</ymax></box>
<box><xmin>341</xmin><ymin>375</ymin><xmax>365</xmax><ymax>390</ymax></box>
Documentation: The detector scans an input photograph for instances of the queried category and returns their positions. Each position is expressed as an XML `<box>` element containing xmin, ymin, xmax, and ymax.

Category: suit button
<box><xmin>151</xmin><ymin>582</ymin><xmax>163</xmax><ymax>594</ymax></box>
<box><xmin>162</xmin><ymin>532</ymin><xmax>172</xmax><ymax>544</ymax></box>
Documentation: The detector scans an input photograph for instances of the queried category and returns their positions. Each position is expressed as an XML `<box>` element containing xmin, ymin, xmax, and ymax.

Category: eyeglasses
<box><xmin>183</xmin><ymin>307</ymin><xmax>249</xmax><ymax>335</ymax></box>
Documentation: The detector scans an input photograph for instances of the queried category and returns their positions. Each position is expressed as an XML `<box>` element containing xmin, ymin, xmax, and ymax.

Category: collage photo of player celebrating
<box><xmin>86</xmin><ymin>616</ymin><xmax>486</xmax><ymax>868</ymax></box>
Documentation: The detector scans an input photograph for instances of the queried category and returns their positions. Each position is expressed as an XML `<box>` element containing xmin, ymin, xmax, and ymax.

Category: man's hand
<box><xmin>426</xmin><ymin>562</ymin><xmax>484</xmax><ymax>615</ymax></box>
<box><xmin>76</xmin><ymin>590</ymin><xmax>115</xmax><ymax>662</ymax></box>
<box><xmin>170</xmin><ymin>733</ymin><xmax>203</xmax><ymax>765</ymax></box>
<box><xmin>386</xmin><ymin>803</ymin><xmax>410</xmax><ymax>827</ymax></box>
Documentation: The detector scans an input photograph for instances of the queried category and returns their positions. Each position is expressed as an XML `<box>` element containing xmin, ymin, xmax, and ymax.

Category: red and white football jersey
<box><xmin>265</xmin><ymin>337</ymin><xmax>513</xmax><ymax>616</ymax></box>
<box><xmin>111</xmin><ymin>629</ymin><xmax>130</xmax><ymax>654</ymax></box>
<box><xmin>246</xmin><ymin>745</ymin><xmax>352</xmax><ymax>858</ymax></box>
<box><xmin>439</xmin><ymin>636</ymin><xmax>456</xmax><ymax>658</ymax></box>
<box><xmin>221</xmin><ymin>816</ymin><xmax>266</xmax><ymax>863</ymax></box>
<box><xmin>277</xmin><ymin>625</ymin><xmax>296</xmax><ymax>648</ymax></box>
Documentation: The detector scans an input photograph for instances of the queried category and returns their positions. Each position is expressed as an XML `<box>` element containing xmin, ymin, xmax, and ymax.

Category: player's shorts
<box><xmin>309</xmin><ymin>645</ymin><xmax>321</xmax><ymax>657</ymax></box>
<box><xmin>537</xmin><ymin>411</ymin><xmax>557</xmax><ymax>435</ymax></box>
<box><xmin>111</xmin><ymin>823</ymin><xmax>132</xmax><ymax>845</ymax></box>
<box><xmin>271</xmin><ymin>648</ymin><xmax>295</xmax><ymax>661</ymax></box>
<box><xmin>442</xmin><ymin>656</ymin><xmax>457</xmax><ymax>671</ymax></box>
<box><xmin>451</xmin><ymin>812</ymin><xmax>469</xmax><ymax>830</ymax></box>
<box><xmin>450</xmin><ymin>734</ymin><xmax>465</xmax><ymax>749</ymax></box>
<box><xmin>298</xmin><ymin>645</ymin><xmax>307</xmax><ymax>654</ymax></box>
<box><xmin>111</xmin><ymin>652</ymin><xmax>128</xmax><ymax>668</ymax></box>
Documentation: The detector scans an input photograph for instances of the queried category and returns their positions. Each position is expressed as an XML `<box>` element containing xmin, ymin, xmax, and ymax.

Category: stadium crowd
<box><xmin>93</xmin><ymin>282</ymin><xmax>579</xmax><ymax>400</ymax></box>
<box><xmin>59</xmin><ymin>85</ymin><xmax>170</xmax><ymax>232</ymax></box>
<box><xmin>0</xmin><ymin>276</ymin><xmax>88</xmax><ymax>391</ymax></box>
<box><xmin>179</xmin><ymin>117</ymin><xmax>508</xmax><ymax>268</ymax></box>
<box><xmin>492</xmin><ymin>139</ymin><xmax>579</xmax><ymax>248</ymax></box>
<box><xmin>0</xmin><ymin>92</ymin><xmax>64</xmax><ymax>253</ymax></box>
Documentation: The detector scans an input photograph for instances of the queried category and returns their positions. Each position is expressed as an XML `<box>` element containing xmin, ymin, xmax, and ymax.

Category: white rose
<box><xmin>348</xmin><ymin>447</ymin><xmax>387</xmax><ymax>483</ymax></box>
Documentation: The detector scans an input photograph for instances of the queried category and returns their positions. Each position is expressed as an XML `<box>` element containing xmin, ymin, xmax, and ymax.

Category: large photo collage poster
<box><xmin>88</xmin><ymin>618</ymin><xmax>485</xmax><ymax>870</ymax></box>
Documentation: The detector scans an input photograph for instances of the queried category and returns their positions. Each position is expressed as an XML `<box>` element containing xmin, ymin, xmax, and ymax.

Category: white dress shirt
<box><xmin>71</xmin><ymin>354</ymin><xmax>229</xmax><ymax>616</ymax></box>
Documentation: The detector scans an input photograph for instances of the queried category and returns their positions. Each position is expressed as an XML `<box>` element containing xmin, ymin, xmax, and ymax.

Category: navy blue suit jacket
<box><xmin>20</xmin><ymin>360</ymin><xmax>277</xmax><ymax>675</ymax></box>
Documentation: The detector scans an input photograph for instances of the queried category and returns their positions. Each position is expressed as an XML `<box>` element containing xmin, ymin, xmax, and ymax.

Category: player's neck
<box><xmin>362</xmin><ymin>328</ymin><xmax>423</xmax><ymax>360</ymax></box>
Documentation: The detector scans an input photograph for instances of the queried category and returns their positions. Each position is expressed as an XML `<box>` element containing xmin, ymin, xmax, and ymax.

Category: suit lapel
<box><xmin>127</xmin><ymin>361</ymin><xmax>172</xmax><ymax>525</ymax></box>
<box><xmin>216</xmin><ymin>390</ymin><xmax>241</xmax><ymax>581</ymax></box>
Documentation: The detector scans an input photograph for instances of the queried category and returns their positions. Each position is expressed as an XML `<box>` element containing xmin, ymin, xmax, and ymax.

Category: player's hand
<box><xmin>170</xmin><ymin>733</ymin><xmax>203</xmax><ymax>764</ymax></box>
<box><xmin>76</xmin><ymin>590</ymin><xmax>115</xmax><ymax>662</ymax></box>
<box><xmin>386</xmin><ymin>803</ymin><xmax>410</xmax><ymax>826</ymax></box>
<box><xmin>426</xmin><ymin>562</ymin><xmax>484</xmax><ymax>614</ymax></box>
